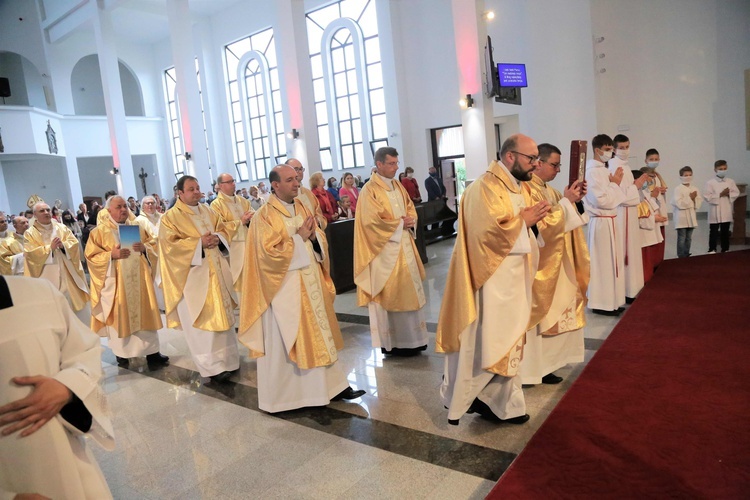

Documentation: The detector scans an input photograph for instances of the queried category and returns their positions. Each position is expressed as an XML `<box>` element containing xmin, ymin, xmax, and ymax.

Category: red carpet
<box><xmin>490</xmin><ymin>251</ymin><xmax>750</xmax><ymax>498</ymax></box>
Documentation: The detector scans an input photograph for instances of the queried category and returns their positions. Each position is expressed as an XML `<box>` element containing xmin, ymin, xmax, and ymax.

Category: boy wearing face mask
<box><xmin>671</xmin><ymin>166</ymin><xmax>702</xmax><ymax>258</ymax></box>
<box><xmin>704</xmin><ymin>160</ymin><xmax>739</xmax><ymax>253</ymax></box>
<box><xmin>608</xmin><ymin>134</ymin><xmax>649</xmax><ymax>303</ymax></box>
<box><xmin>635</xmin><ymin>169</ymin><xmax>666</xmax><ymax>282</ymax></box>
<box><xmin>583</xmin><ymin>134</ymin><xmax>628</xmax><ymax>316</ymax></box>
<box><xmin>644</xmin><ymin>148</ymin><xmax>668</xmax><ymax>266</ymax></box>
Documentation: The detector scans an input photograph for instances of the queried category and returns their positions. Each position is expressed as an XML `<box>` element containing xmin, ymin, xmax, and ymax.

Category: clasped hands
<box><xmin>201</xmin><ymin>232</ymin><xmax>221</xmax><ymax>249</ymax></box>
<box><xmin>521</xmin><ymin>200</ymin><xmax>552</xmax><ymax>227</ymax></box>
<box><xmin>50</xmin><ymin>237</ymin><xmax>64</xmax><ymax>251</ymax></box>
<box><xmin>296</xmin><ymin>216</ymin><xmax>318</xmax><ymax>242</ymax></box>
<box><xmin>720</xmin><ymin>187</ymin><xmax>730</xmax><ymax>197</ymax></box>
<box><xmin>112</xmin><ymin>242</ymin><xmax>144</xmax><ymax>259</ymax></box>
<box><xmin>401</xmin><ymin>215</ymin><xmax>416</xmax><ymax>230</ymax></box>
<box><xmin>241</xmin><ymin>211</ymin><xmax>254</xmax><ymax>225</ymax></box>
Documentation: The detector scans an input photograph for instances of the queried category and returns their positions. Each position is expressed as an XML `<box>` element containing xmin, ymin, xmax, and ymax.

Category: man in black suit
<box><xmin>425</xmin><ymin>167</ymin><xmax>446</xmax><ymax>201</ymax></box>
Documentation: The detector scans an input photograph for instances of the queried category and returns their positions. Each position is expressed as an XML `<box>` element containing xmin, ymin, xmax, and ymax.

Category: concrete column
<box><xmin>376</xmin><ymin>0</ymin><xmax>405</xmax><ymax>159</ymax></box>
<box><xmin>63</xmin><ymin>155</ymin><xmax>83</xmax><ymax>206</ymax></box>
<box><xmin>0</xmin><ymin>161</ymin><xmax>9</xmax><ymax>214</ymax></box>
<box><xmin>92</xmin><ymin>0</ymin><xmax>138</xmax><ymax>197</ymax></box>
<box><xmin>451</xmin><ymin>0</ymin><xmax>496</xmax><ymax>180</ymax></box>
<box><xmin>166</xmin><ymin>0</ymin><xmax>212</xmax><ymax>191</ymax></box>
<box><xmin>273</xmin><ymin>0</ymin><xmax>321</xmax><ymax>173</ymax></box>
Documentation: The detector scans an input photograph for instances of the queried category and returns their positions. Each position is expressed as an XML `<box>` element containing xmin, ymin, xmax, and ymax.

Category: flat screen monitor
<box><xmin>497</xmin><ymin>63</ymin><xmax>528</xmax><ymax>87</ymax></box>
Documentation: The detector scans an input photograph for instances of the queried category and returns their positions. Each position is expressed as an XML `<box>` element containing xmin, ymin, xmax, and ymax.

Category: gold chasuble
<box><xmin>435</xmin><ymin>161</ymin><xmax>530</xmax><ymax>376</ymax></box>
<box><xmin>0</xmin><ymin>234</ymin><xmax>24</xmax><ymax>275</ymax></box>
<box><xmin>297</xmin><ymin>186</ymin><xmax>328</xmax><ymax>230</ymax></box>
<box><xmin>524</xmin><ymin>174</ymin><xmax>590</xmax><ymax>335</ymax></box>
<box><xmin>24</xmin><ymin>220</ymin><xmax>89</xmax><ymax>312</ymax></box>
<box><xmin>85</xmin><ymin>217</ymin><xmax>162</xmax><ymax>338</ymax></box>
<box><xmin>239</xmin><ymin>196</ymin><xmax>343</xmax><ymax>370</ymax></box>
<box><xmin>133</xmin><ymin>213</ymin><xmax>161</xmax><ymax>281</ymax></box>
<box><xmin>159</xmin><ymin>200</ymin><xmax>236</xmax><ymax>331</ymax></box>
<box><xmin>353</xmin><ymin>174</ymin><xmax>426</xmax><ymax>311</ymax></box>
<box><xmin>210</xmin><ymin>191</ymin><xmax>252</xmax><ymax>291</ymax></box>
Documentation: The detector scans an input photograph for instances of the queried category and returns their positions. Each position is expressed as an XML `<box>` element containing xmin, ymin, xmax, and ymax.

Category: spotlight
<box><xmin>110</xmin><ymin>167</ymin><xmax>120</xmax><ymax>175</ymax></box>
<box><xmin>459</xmin><ymin>94</ymin><xmax>474</xmax><ymax>108</ymax></box>
<box><xmin>484</xmin><ymin>10</ymin><xmax>495</xmax><ymax>21</ymax></box>
<box><xmin>286</xmin><ymin>129</ymin><xmax>300</xmax><ymax>140</ymax></box>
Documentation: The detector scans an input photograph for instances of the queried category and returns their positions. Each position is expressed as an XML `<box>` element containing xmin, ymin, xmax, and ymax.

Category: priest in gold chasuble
<box><xmin>239</xmin><ymin>165</ymin><xmax>365</xmax><ymax>413</ymax></box>
<box><xmin>518</xmin><ymin>144</ymin><xmax>590</xmax><ymax>386</ymax></box>
<box><xmin>85</xmin><ymin>196</ymin><xmax>168</xmax><ymax>369</ymax></box>
<box><xmin>354</xmin><ymin>147</ymin><xmax>428</xmax><ymax>356</ymax></box>
<box><xmin>24</xmin><ymin>202</ymin><xmax>90</xmax><ymax>324</ymax></box>
<box><xmin>159</xmin><ymin>175</ymin><xmax>239</xmax><ymax>383</ymax></box>
<box><xmin>0</xmin><ymin>216</ymin><xmax>29</xmax><ymax>276</ymax></box>
<box><xmin>436</xmin><ymin>135</ymin><xmax>551</xmax><ymax>425</ymax></box>
<box><xmin>134</xmin><ymin>195</ymin><xmax>164</xmax><ymax>310</ymax></box>
<box><xmin>210</xmin><ymin>173</ymin><xmax>254</xmax><ymax>296</ymax></box>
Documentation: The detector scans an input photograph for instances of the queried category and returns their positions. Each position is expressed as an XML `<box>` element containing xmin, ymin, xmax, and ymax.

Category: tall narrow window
<box><xmin>225</xmin><ymin>28</ymin><xmax>285</xmax><ymax>181</ymax></box>
<box><xmin>163</xmin><ymin>61</ymin><xmax>210</xmax><ymax>180</ymax></box>
<box><xmin>306</xmin><ymin>0</ymin><xmax>385</xmax><ymax>172</ymax></box>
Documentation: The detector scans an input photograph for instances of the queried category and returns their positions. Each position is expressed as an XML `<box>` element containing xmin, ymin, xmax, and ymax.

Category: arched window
<box><xmin>224</xmin><ymin>28</ymin><xmax>285</xmax><ymax>181</ymax></box>
<box><xmin>306</xmin><ymin>0</ymin><xmax>386</xmax><ymax>172</ymax></box>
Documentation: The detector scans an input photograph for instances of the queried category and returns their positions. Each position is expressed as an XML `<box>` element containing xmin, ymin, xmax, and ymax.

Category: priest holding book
<box><xmin>85</xmin><ymin>195</ymin><xmax>168</xmax><ymax>369</ymax></box>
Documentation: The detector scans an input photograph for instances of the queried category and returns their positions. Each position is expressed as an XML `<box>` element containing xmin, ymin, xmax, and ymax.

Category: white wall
<box><xmin>3</xmin><ymin>157</ymin><xmax>73</xmax><ymax>212</ymax></box>
<box><xmin>76</xmin><ymin>156</ymin><xmax>117</xmax><ymax>199</ymax></box>
<box><xmin>591</xmin><ymin>0</ymin><xmax>750</xmax><ymax>201</ymax></box>
<box><xmin>0</xmin><ymin>52</ymin><xmax>29</xmax><ymax>106</ymax></box>
<box><xmin>70</xmin><ymin>55</ymin><xmax>145</xmax><ymax>116</ymax></box>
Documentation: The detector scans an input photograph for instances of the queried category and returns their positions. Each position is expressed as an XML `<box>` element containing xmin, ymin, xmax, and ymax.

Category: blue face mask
<box><xmin>430</xmin><ymin>172</ymin><xmax>438</xmax><ymax>177</ymax></box>
<box><xmin>647</xmin><ymin>161</ymin><xmax>659</xmax><ymax>168</ymax></box>
<box><xmin>716</xmin><ymin>170</ymin><xmax>727</xmax><ymax>179</ymax></box>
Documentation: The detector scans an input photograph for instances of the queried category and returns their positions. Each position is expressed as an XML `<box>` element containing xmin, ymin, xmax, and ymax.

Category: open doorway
<box><xmin>430</xmin><ymin>125</ymin><xmax>464</xmax><ymax>212</ymax></box>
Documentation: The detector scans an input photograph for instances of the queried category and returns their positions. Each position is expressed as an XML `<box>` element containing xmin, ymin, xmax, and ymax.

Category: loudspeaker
<box><xmin>0</xmin><ymin>78</ymin><xmax>10</xmax><ymax>98</ymax></box>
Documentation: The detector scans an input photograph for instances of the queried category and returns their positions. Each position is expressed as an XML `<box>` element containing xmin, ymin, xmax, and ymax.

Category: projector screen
<box><xmin>497</xmin><ymin>63</ymin><xmax>528</xmax><ymax>87</ymax></box>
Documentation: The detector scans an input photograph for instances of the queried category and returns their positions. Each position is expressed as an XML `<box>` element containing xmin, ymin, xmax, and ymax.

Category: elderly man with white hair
<box><xmin>135</xmin><ymin>195</ymin><xmax>165</xmax><ymax>309</ymax></box>
<box><xmin>24</xmin><ymin>202</ymin><xmax>90</xmax><ymax>323</ymax></box>
<box><xmin>85</xmin><ymin>196</ymin><xmax>168</xmax><ymax>369</ymax></box>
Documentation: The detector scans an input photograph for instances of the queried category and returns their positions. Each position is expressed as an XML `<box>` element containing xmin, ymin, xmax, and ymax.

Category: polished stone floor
<box><xmin>93</xmin><ymin>219</ymin><xmax>749</xmax><ymax>499</ymax></box>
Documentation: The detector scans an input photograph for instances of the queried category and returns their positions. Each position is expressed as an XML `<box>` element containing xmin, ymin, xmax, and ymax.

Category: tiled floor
<box><xmin>93</xmin><ymin>219</ymin><xmax>749</xmax><ymax>499</ymax></box>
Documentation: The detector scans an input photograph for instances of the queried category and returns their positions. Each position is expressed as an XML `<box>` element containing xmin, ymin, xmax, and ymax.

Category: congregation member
<box><xmin>355</xmin><ymin>147</ymin><xmax>429</xmax><ymax>357</ymax></box>
<box><xmin>336</xmin><ymin>195</ymin><xmax>354</xmax><ymax>220</ymax></box>
<box><xmin>77</xmin><ymin>203</ymin><xmax>93</xmax><ymax>227</ymax></box>
<box><xmin>400</xmin><ymin>166</ymin><xmax>422</xmax><ymax>204</ymax></box>
<box><xmin>248</xmin><ymin>185</ymin><xmax>265</xmax><ymax>211</ymax></box>
<box><xmin>62</xmin><ymin>210</ymin><xmax>82</xmax><ymax>239</ymax></box>
<box><xmin>135</xmin><ymin>195</ymin><xmax>165</xmax><ymax>309</ymax></box>
<box><xmin>24</xmin><ymin>201</ymin><xmax>90</xmax><ymax>324</ymax></box>
<box><xmin>159</xmin><ymin>175</ymin><xmax>239</xmax><ymax>383</ymax></box>
<box><xmin>239</xmin><ymin>164</ymin><xmax>365</xmax><ymax>412</ymax></box>
<box><xmin>85</xmin><ymin>195</ymin><xmax>168</xmax><ymax>370</ymax></box>
<box><xmin>608</xmin><ymin>134</ymin><xmax>648</xmax><ymax>302</ymax></box>
<box><xmin>257</xmin><ymin>181</ymin><xmax>271</xmax><ymax>202</ymax></box>
<box><xmin>0</xmin><ymin>216</ymin><xmax>28</xmax><ymax>276</ymax></box>
<box><xmin>210</xmin><ymin>173</ymin><xmax>255</xmax><ymax>298</ymax></box>
<box><xmin>126</xmin><ymin>197</ymin><xmax>140</xmax><ymax>216</ymax></box>
<box><xmin>644</xmin><ymin>148</ymin><xmax>668</xmax><ymax>266</ymax></box>
<box><xmin>671</xmin><ymin>166</ymin><xmax>702</xmax><ymax>258</ymax></box>
<box><xmin>425</xmin><ymin>166</ymin><xmax>447</xmax><ymax>201</ymax></box>
<box><xmin>338</xmin><ymin>172</ymin><xmax>360</xmax><ymax>213</ymax></box>
<box><xmin>287</xmin><ymin>158</ymin><xmax>327</xmax><ymax>229</ymax></box>
<box><xmin>584</xmin><ymin>135</ymin><xmax>626</xmax><ymax>316</ymax></box>
<box><xmin>520</xmin><ymin>143</ymin><xmax>589</xmax><ymax>386</ymax></box>
<box><xmin>704</xmin><ymin>160</ymin><xmax>739</xmax><ymax>254</ymax></box>
<box><xmin>437</xmin><ymin>134</ymin><xmax>550</xmax><ymax>425</ymax></box>
<box><xmin>0</xmin><ymin>275</ymin><xmax>115</xmax><ymax>500</ymax></box>
<box><xmin>327</xmin><ymin>176</ymin><xmax>340</xmax><ymax>201</ymax></box>
<box><xmin>310</xmin><ymin>172</ymin><xmax>339</xmax><ymax>223</ymax></box>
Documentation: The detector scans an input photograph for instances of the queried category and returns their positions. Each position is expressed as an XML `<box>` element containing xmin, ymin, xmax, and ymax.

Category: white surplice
<box><xmin>0</xmin><ymin>276</ymin><xmax>114</xmax><ymax>500</ymax></box>
<box><xmin>176</xmin><ymin>205</ymin><xmax>239</xmax><ymax>378</ymax></box>
<box><xmin>608</xmin><ymin>157</ymin><xmax>644</xmax><ymax>298</ymax></box>
<box><xmin>521</xmin><ymin>189</ymin><xmax>588</xmax><ymax>385</ymax></box>
<box><xmin>245</xmin><ymin>200</ymin><xmax>349</xmax><ymax>413</ymax></box>
<box><xmin>440</xmin><ymin>163</ymin><xmax>538</xmax><ymax>421</ymax></box>
<box><xmin>583</xmin><ymin>159</ymin><xmax>627</xmax><ymax>311</ymax></box>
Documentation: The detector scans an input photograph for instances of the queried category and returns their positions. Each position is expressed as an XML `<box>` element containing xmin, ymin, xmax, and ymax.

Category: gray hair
<box><xmin>104</xmin><ymin>195</ymin><xmax>126</xmax><ymax>209</ymax></box>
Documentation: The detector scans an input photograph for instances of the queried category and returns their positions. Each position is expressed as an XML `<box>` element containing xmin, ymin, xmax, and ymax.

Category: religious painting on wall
<box><xmin>45</xmin><ymin>120</ymin><xmax>57</xmax><ymax>154</ymax></box>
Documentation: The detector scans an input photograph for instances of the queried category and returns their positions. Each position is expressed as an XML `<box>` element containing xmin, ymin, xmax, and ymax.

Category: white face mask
<box><xmin>680</xmin><ymin>175</ymin><xmax>692</xmax><ymax>184</ymax></box>
<box><xmin>647</xmin><ymin>161</ymin><xmax>659</xmax><ymax>168</ymax></box>
<box><xmin>716</xmin><ymin>170</ymin><xmax>727</xmax><ymax>179</ymax></box>
<box><xmin>615</xmin><ymin>149</ymin><xmax>629</xmax><ymax>160</ymax></box>
<box><xmin>407</xmin><ymin>173</ymin><xmax>413</xmax><ymax>178</ymax></box>
<box><xmin>598</xmin><ymin>150</ymin><xmax>613</xmax><ymax>162</ymax></box>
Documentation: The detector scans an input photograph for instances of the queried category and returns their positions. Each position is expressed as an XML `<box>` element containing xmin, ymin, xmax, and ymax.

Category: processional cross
<box><xmin>138</xmin><ymin>168</ymin><xmax>148</xmax><ymax>196</ymax></box>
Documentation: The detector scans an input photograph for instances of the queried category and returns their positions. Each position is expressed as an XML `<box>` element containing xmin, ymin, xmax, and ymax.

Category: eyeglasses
<box><xmin>293</xmin><ymin>167</ymin><xmax>305</xmax><ymax>172</ymax></box>
<box><xmin>385</xmin><ymin>161</ymin><xmax>400</xmax><ymax>167</ymax></box>
<box><xmin>219</xmin><ymin>178</ymin><xmax>236</xmax><ymax>184</ymax></box>
<box><xmin>541</xmin><ymin>159</ymin><xmax>562</xmax><ymax>169</ymax></box>
<box><xmin>512</xmin><ymin>151</ymin><xmax>540</xmax><ymax>164</ymax></box>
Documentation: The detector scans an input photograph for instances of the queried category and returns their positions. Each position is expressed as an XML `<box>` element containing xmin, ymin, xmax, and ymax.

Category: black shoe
<box><xmin>146</xmin><ymin>352</ymin><xmax>170</xmax><ymax>369</ymax></box>
<box><xmin>500</xmin><ymin>414</ymin><xmax>531</xmax><ymax>425</ymax></box>
<box><xmin>469</xmin><ymin>398</ymin><xmax>530</xmax><ymax>424</ymax></box>
<box><xmin>591</xmin><ymin>309</ymin><xmax>620</xmax><ymax>317</ymax></box>
<box><xmin>542</xmin><ymin>373</ymin><xmax>563</xmax><ymax>385</ymax></box>
<box><xmin>382</xmin><ymin>346</ymin><xmax>425</xmax><ymax>357</ymax></box>
<box><xmin>210</xmin><ymin>371</ymin><xmax>234</xmax><ymax>383</ymax></box>
<box><xmin>332</xmin><ymin>386</ymin><xmax>366</xmax><ymax>401</ymax></box>
<box><xmin>625</xmin><ymin>297</ymin><xmax>635</xmax><ymax>304</ymax></box>
<box><xmin>116</xmin><ymin>356</ymin><xmax>129</xmax><ymax>367</ymax></box>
